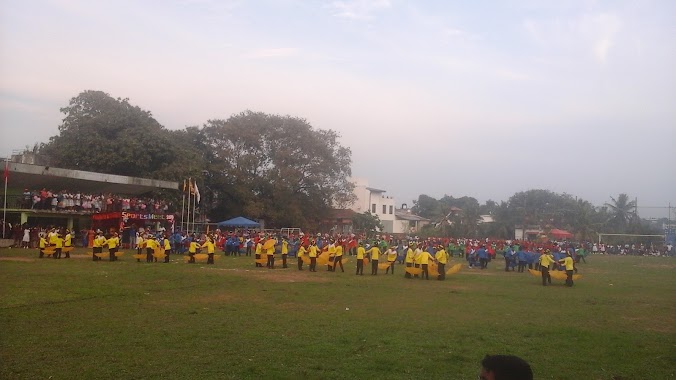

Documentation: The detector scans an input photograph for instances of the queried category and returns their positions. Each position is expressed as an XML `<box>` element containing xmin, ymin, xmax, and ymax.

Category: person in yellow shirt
<box><xmin>163</xmin><ymin>235</ymin><xmax>172</xmax><ymax>263</ymax></box>
<box><xmin>48</xmin><ymin>228</ymin><xmax>58</xmax><ymax>248</ymax></box>
<box><xmin>281</xmin><ymin>238</ymin><xmax>289</xmax><ymax>268</ymax></box>
<box><xmin>297</xmin><ymin>244</ymin><xmax>307</xmax><ymax>270</ymax></box>
<box><xmin>333</xmin><ymin>243</ymin><xmax>345</xmax><ymax>273</ymax></box>
<box><xmin>145</xmin><ymin>236</ymin><xmax>157</xmax><ymax>263</ymax></box>
<box><xmin>308</xmin><ymin>241</ymin><xmax>318</xmax><ymax>272</ymax></box>
<box><xmin>413</xmin><ymin>246</ymin><xmax>423</xmax><ymax>278</ymax></box>
<box><xmin>404</xmin><ymin>243</ymin><xmax>415</xmax><ymax>278</ymax></box>
<box><xmin>266</xmin><ymin>237</ymin><xmax>276</xmax><ymax>269</ymax></box>
<box><xmin>355</xmin><ymin>242</ymin><xmax>366</xmax><ymax>275</ymax></box>
<box><xmin>105</xmin><ymin>233</ymin><xmax>120</xmax><ymax>262</ymax></box>
<box><xmin>64</xmin><ymin>230</ymin><xmax>72</xmax><ymax>258</ymax></box>
<box><xmin>38</xmin><ymin>234</ymin><xmax>48</xmax><ymax>258</ymax></box>
<box><xmin>365</xmin><ymin>244</ymin><xmax>381</xmax><ymax>275</ymax></box>
<box><xmin>559</xmin><ymin>252</ymin><xmax>575</xmax><ymax>287</ymax></box>
<box><xmin>92</xmin><ymin>231</ymin><xmax>104</xmax><ymax>261</ymax></box>
<box><xmin>202</xmin><ymin>237</ymin><xmax>216</xmax><ymax>264</ymax></box>
<box><xmin>53</xmin><ymin>234</ymin><xmax>64</xmax><ymax>259</ymax></box>
<box><xmin>255</xmin><ymin>239</ymin><xmax>263</xmax><ymax>267</ymax></box>
<box><xmin>188</xmin><ymin>236</ymin><xmax>199</xmax><ymax>264</ymax></box>
<box><xmin>324</xmin><ymin>239</ymin><xmax>337</xmax><ymax>271</ymax></box>
<box><xmin>435</xmin><ymin>245</ymin><xmax>449</xmax><ymax>281</ymax></box>
<box><xmin>418</xmin><ymin>247</ymin><xmax>434</xmax><ymax>280</ymax></box>
<box><xmin>385</xmin><ymin>246</ymin><xmax>397</xmax><ymax>274</ymax></box>
<box><xmin>538</xmin><ymin>249</ymin><xmax>555</xmax><ymax>286</ymax></box>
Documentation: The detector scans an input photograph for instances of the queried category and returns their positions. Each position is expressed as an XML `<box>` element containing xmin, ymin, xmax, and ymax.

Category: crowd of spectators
<box><xmin>18</xmin><ymin>189</ymin><xmax>173</xmax><ymax>214</ymax></box>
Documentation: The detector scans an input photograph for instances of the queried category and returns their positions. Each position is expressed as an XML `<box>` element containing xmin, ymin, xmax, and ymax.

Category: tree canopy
<box><xmin>39</xmin><ymin>91</ymin><xmax>354</xmax><ymax>229</ymax></box>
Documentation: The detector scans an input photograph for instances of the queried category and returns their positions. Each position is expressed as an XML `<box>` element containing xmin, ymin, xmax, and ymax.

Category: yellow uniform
<box><xmin>405</xmin><ymin>248</ymin><xmax>414</xmax><ymax>263</ymax></box>
<box><xmin>163</xmin><ymin>238</ymin><xmax>171</xmax><ymax>250</ymax></box>
<box><xmin>308</xmin><ymin>245</ymin><xmax>318</xmax><ymax>258</ymax></box>
<box><xmin>435</xmin><ymin>249</ymin><xmax>448</xmax><ymax>264</ymax></box>
<box><xmin>54</xmin><ymin>237</ymin><xmax>63</xmax><ymax>248</ymax></box>
<box><xmin>356</xmin><ymin>246</ymin><xmax>365</xmax><ymax>259</ymax></box>
<box><xmin>419</xmin><ymin>251</ymin><xmax>432</xmax><ymax>265</ymax></box>
<box><xmin>561</xmin><ymin>256</ymin><xmax>574</xmax><ymax>271</ymax></box>
<box><xmin>297</xmin><ymin>246</ymin><xmax>306</xmax><ymax>257</ymax></box>
<box><xmin>202</xmin><ymin>240</ymin><xmax>216</xmax><ymax>264</ymax></box>
<box><xmin>386</xmin><ymin>248</ymin><xmax>397</xmax><ymax>262</ymax></box>
<box><xmin>201</xmin><ymin>240</ymin><xmax>215</xmax><ymax>254</ymax></box>
<box><xmin>64</xmin><ymin>233</ymin><xmax>72</xmax><ymax>247</ymax></box>
<box><xmin>335</xmin><ymin>245</ymin><xmax>343</xmax><ymax>257</ymax></box>
<box><xmin>366</xmin><ymin>246</ymin><xmax>381</xmax><ymax>275</ymax></box>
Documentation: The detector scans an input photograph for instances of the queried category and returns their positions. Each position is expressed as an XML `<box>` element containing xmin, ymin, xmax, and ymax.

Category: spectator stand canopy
<box><xmin>1</xmin><ymin>160</ymin><xmax>179</xmax><ymax>237</ymax></box>
<box><xmin>549</xmin><ymin>228</ymin><xmax>574</xmax><ymax>240</ymax></box>
<box><xmin>217</xmin><ymin>217</ymin><xmax>260</xmax><ymax>228</ymax></box>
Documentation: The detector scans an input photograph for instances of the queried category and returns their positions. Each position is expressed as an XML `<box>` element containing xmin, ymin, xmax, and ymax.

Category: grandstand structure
<box><xmin>2</xmin><ymin>157</ymin><xmax>179</xmax><ymax>235</ymax></box>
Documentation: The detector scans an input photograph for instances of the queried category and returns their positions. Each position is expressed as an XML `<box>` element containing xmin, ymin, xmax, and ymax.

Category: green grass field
<box><xmin>0</xmin><ymin>248</ymin><xmax>674</xmax><ymax>380</ymax></box>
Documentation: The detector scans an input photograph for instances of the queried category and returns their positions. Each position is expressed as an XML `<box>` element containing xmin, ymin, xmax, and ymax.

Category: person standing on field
<box><xmin>538</xmin><ymin>249</ymin><xmax>554</xmax><ymax>286</ymax></box>
<box><xmin>559</xmin><ymin>251</ymin><xmax>575</xmax><ymax>287</ymax></box>
<box><xmin>355</xmin><ymin>242</ymin><xmax>366</xmax><ymax>275</ymax></box>
<box><xmin>365</xmin><ymin>244</ymin><xmax>382</xmax><ymax>275</ymax></box>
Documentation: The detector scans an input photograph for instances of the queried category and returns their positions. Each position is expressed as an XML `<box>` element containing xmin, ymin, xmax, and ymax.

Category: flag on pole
<box><xmin>182</xmin><ymin>179</ymin><xmax>187</xmax><ymax>193</ymax></box>
<box><xmin>194</xmin><ymin>181</ymin><xmax>200</xmax><ymax>204</ymax></box>
<box><xmin>3</xmin><ymin>159</ymin><xmax>8</xmax><ymax>181</ymax></box>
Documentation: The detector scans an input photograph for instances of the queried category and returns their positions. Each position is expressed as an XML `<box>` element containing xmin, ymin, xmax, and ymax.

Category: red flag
<box><xmin>3</xmin><ymin>160</ymin><xmax>8</xmax><ymax>181</ymax></box>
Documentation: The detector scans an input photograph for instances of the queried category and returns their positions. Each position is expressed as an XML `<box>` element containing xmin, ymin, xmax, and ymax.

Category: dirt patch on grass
<box><xmin>203</xmin><ymin>266</ymin><xmax>332</xmax><ymax>283</ymax></box>
<box><xmin>0</xmin><ymin>257</ymin><xmax>35</xmax><ymax>262</ymax></box>
<box><xmin>246</xmin><ymin>269</ymin><xmax>331</xmax><ymax>283</ymax></box>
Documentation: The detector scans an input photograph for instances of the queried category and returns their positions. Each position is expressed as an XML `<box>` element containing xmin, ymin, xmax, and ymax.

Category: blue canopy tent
<box><xmin>216</xmin><ymin>217</ymin><xmax>260</xmax><ymax>228</ymax></box>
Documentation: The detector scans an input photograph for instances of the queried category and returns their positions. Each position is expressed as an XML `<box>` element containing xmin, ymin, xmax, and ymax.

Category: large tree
<box><xmin>200</xmin><ymin>111</ymin><xmax>354</xmax><ymax>228</ymax></box>
<box><xmin>40</xmin><ymin>90</ymin><xmax>195</xmax><ymax>179</ymax></box>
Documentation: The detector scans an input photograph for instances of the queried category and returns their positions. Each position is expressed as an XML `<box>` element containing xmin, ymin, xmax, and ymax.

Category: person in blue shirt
<box><xmin>526</xmin><ymin>249</ymin><xmax>536</xmax><ymax>270</ymax></box>
<box><xmin>503</xmin><ymin>246</ymin><xmax>514</xmax><ymax>272</ymax></box>
<box><xmin>477</xmin><ymin>245</ymin><xmax>489</xmax><ymax>269</ymax></box>
<box><xmin>516</xmin><ymin>249</ymin><xmax>528</xmax><ymax>272</ymax></box>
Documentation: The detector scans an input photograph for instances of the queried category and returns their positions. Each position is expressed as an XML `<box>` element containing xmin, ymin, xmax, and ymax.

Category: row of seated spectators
<box><xmin>19</xmin><ymin>189</ymin><xmax>173</xmax><ymax>214</ymax></box>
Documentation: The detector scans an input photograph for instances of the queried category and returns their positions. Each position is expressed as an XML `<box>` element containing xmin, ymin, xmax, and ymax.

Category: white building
<box><xmin>350</xmin><ymin>178</ymin><xmax>396</xmax><ymax>233</ymax></box>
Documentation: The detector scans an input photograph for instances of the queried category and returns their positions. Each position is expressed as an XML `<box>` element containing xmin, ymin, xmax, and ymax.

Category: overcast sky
<box><xmin>1</xmin><ymin>0</ymin><xmax>674</xmax><ymax>219</ymax></box>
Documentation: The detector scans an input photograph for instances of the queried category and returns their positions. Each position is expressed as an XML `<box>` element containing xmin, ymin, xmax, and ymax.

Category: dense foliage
<box><xmin>39</xmin><ymin>91</ymin><xmax>354</xmax><ymax>229</ymax></box>
<box><xmin>412</xmin><ymin>190</ymin><xmax>661</xmax><ymax>241</ymax></box>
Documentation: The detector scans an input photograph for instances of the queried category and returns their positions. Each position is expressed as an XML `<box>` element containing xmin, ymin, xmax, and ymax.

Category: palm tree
<box><xmin>604</xmin><ymin>194</ymin><xmax>637</xmax><ymax>229</ymax></box>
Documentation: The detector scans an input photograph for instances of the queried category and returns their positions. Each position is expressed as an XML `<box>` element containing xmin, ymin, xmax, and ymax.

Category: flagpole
<box><xmin>187</xmin><ymin>177</ymin><xmax>192</xmax><ymax>235</ymax></box>
<box><xmin>2</xmin><ymin>157</ymin><xmax>7</xmax><ymax>239</ymax></box>
<box><xmin>180</xmin><ymin>192</ymin><xmax>185</xmax><ymax>234</ymax></box>
<box><xmin>192</xmin><ymin>186</ymin><xmax>197</xmax><ymax>234</ymax></box>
